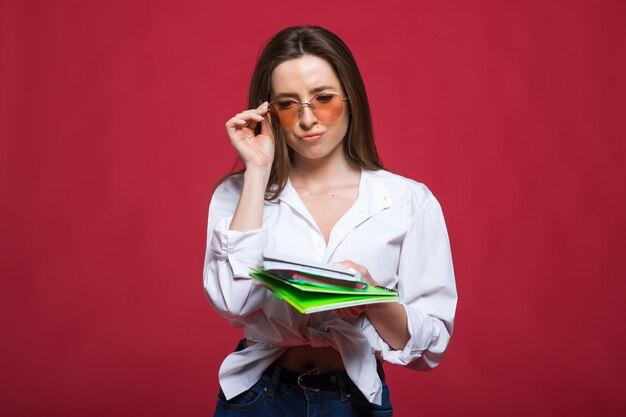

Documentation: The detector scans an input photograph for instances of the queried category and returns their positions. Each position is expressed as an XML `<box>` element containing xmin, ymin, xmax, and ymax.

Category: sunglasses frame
<box><xmin>268</xmin><ymin>91</ymin><xmax>349</xmax><ymax>127</ymax></box>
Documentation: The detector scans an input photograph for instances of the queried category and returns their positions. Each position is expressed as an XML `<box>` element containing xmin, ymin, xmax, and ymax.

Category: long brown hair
<box><xmin>218</xmin><ymin>25</ymin><xmax>384</xmax><ymax>201</ymax></box>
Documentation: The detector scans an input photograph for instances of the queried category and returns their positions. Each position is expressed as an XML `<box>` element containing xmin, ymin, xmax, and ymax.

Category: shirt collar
<box><xmin>276</xmin><ymin>167</ymin><xmax>392</xmax><ymax>212</ymax></box>
<box><xmin>275</xmin><ymin>167</ymin><xmax>392</xmax><ymax>261</ymax></box>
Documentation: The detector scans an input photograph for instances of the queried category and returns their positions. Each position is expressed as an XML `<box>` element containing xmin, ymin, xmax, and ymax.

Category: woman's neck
<box><xmin>290</xmin><ymin>153</ymin><xmax>360</xmax><ymax>191</ymax></box>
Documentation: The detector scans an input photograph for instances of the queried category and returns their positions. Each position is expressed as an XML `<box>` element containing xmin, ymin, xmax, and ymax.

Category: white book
<box><xmin>262</xmin><ymin>249</ymin><xmax>362</xmax><ymax>284</ymax></box>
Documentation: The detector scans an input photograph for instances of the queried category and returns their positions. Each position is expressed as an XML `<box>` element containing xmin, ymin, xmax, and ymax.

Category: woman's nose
<box><xmin>299</xmin><ymin>105</ymin><xmax>318</xmax><ymax>127</ymax></box>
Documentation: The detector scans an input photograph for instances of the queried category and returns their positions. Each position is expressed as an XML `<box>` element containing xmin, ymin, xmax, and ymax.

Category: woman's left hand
<box><xmin>333</xmin><ymin>261</ymin><xmax>410</xmax><ymax>350</ymax></box>
<box><xmin>332</xmin><ymin>260</ymin><xmax>378</xmax><ymax>319</ymax></box>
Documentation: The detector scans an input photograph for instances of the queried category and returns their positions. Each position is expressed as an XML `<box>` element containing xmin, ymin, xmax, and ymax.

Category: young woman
<box><xmin>203</xmin><ymin>25</ymin><xmax>457</xmax><ymax>416</ymax></box>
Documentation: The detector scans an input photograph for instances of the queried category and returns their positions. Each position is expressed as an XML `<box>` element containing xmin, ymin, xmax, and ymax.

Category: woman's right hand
<box><xmin>225</xmin><ymin>101</ymin><xmax>275</xmax><ymax>170</ymax></box>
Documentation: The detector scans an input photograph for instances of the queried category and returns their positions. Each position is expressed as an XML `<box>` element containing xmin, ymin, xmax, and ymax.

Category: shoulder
<box><xmin>212</xmin><ymin>173</ymin><xmax>244</xmax><ymax>200</ymax></box>
<box><xmin>208</xmin><ymin>172</ymin><xmax>244</xmax><ymax>216</ymax></box>
<box><xmin>215</xmin><ymin>172</ymin><xmax>244</xmax><ymax>193</ymax></box>
<box><xmin>366</xmin><ymin>169</ymin><xmax>436</xmax><ymax>214</ymax></box>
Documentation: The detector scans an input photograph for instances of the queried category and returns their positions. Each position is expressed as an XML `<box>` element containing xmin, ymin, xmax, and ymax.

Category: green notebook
<box><xmin>250</xmin><ymin>268</ymin><xmax>398</xmax><ymax>314</ymax></box>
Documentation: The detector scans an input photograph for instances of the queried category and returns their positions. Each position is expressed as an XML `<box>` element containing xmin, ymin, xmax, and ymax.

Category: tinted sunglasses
<box><xmin>268</xmin><ymin>92</ymin><xmax>348</xmax><ymax>128</ymax></box>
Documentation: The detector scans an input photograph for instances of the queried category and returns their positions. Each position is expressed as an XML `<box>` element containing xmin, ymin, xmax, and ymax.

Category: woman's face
<box><xmin>270</xmin><ymin>55</ymin><xmax>349</xmax><ymax>165</ymax></box>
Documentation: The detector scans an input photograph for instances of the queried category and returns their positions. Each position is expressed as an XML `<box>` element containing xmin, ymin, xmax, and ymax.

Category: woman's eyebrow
<box><xmin>310</xmin><ymin>85</ymin><xmax>338</xmax><ymax>94</ymax></box>
<box><xmin>273</xmin><ymin>85</ymin><xmax>339</xmax><ymax>99</ymax></box>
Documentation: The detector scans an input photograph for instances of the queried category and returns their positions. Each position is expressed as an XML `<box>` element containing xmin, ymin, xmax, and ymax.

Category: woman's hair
<box><xmin>219</xmin><ymin>25</ymin><xmax>384</xmax><ymax>200</ymax></box>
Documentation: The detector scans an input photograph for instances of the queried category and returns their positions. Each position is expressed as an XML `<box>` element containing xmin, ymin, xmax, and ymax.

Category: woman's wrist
<box><xmin>364</xmin><ymin>302</ymin><xmax>410</xmax><ymax>350</ymax></box>
<box><xmin>229</xmin><ymin>166</ymin><xmax>272</xmax><ymax>232</ymax></box>
<box><xmin>244</xmin><ymin>165</ymin><xmax>272</xmax><ymax>184</ymax></box>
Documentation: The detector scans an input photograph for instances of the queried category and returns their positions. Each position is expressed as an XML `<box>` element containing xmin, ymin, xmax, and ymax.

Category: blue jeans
<box><xmin>213</xmin><ymin>366</ymin><xmax>393</xmax><ymax>417</ymax></box>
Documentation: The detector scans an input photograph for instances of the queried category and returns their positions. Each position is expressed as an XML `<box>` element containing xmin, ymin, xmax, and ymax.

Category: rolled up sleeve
<box><xmin>210</xmin><ymin>216</ymin><xmax>268</xmax><ymax>278</ymax></box>
<box><xmin>202</xmin><ymin>177</ymin><xmax>269</xmax><ymax>321</ymax></box>
<box><xmin>363</xmin><ymin>190</ymin><xmax>457</xmax><ymax>370</ymax></box>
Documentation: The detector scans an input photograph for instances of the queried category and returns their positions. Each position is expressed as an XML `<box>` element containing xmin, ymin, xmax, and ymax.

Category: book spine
<box><xmin>374</xmin><ymin>285</ymin><xmax>398</xmax><ymax>293</ymax></box>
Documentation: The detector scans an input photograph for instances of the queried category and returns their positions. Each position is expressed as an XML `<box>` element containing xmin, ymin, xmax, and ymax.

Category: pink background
<box><xmin>1</xmin><ymin>1</ymin><xmax>625</xmax><ymax>416</ymax></box>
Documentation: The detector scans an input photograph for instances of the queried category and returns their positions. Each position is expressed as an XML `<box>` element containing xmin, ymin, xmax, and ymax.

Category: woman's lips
<box><xmin>300</xmin><ymin>133</ymin><xmax>324</xmax><ymax>142</ymax></box>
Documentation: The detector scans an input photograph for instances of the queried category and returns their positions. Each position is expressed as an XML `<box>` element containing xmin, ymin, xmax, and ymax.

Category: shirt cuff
<box><xmin>210</xmin><ymin>216</ymin><xmax>268</xmax><ymax>278</ymax></box>
<box><xmin>362</xmin><ymin>303</ymin><xmax>438</xmax><ymax>366</ymax></box>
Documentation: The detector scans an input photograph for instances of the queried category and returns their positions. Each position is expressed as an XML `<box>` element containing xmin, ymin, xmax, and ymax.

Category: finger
<box><xmin>251</xmin><ymin>103</ymin><xmax>270</xmax><ymax>122</ymax></box>
<box><xmin>256</xmin><ymin>101</ymin><xmax>269</xmax><ymax>112</ymax></box>
<box><xmin>333</xmin><ymin>261</ymin><xmax>361</xmax><ymax>274</ymax></box>
<box><xmin>225</xmin><ymin>117</ymin><xmax>248</xmax><ymax>130</ymax></box>
<box><xmin>227</xmin><ymin>112</ymin><xmax>263</xmax><ymax>134</ymax></box>
<box><xmin>260</xmin><ymin>114</ymin><xmax>273</xmax><ymax>138</ymax></box>
<box><xmin>228</xmin><ymin>104</ymin><xmax>268</xmax><ymax>132</ymax></box>
<box><xmin>240</xmin><ymin>103</ymin><xmax>269</xmax><ymax>117</ymax></box>
<box><xmin>236</xmin><ymin>111</ymin><xmax>266</xmax><ymax>122</ymax></box>
<box><xmin>336</xmin><ymin>261</ymin><xmax>365</xmax><ymax>272</ymax></box>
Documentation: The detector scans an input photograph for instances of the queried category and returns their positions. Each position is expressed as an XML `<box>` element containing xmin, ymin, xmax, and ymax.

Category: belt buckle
<box><xmin>297</xmin><ymin>369</ymin><xmax>320</xmax><ymax>392</ymax></box>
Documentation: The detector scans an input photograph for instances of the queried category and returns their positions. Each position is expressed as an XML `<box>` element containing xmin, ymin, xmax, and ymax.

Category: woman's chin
<box><xmin>293</xmin><ymin>150</ymin><xmax>334</xmax><ymax>163</ymax></box>
<box><xmin>290</xmin><ymin>143</ymin><xmax>344</xmax><ymax>164</ymax></box>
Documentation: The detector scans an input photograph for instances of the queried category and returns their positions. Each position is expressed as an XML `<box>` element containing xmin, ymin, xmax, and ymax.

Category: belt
<box><xmin>262</xmin><ymin>361</ymin><xmax>386</xmax><ymax>392</ymax></box>
<box><xmin>235</xmin><ymin>338</ymin><xmax>385</xmax><ymax>392</ymax></box>
<box><xmin>263</xmin><ymin>366</ymin><xmax>344</xmax><ymax>391</ymax></box>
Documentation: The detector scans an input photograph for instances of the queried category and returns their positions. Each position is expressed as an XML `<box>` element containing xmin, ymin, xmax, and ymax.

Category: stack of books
<box><xmin>250</xmin><ymin>250</ymin><xmax>398</xmax><ymax>314</ymax></box>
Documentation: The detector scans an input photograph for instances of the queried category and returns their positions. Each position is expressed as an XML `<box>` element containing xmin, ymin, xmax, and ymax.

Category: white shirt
<box><xmin>202</xmin><ymin>168</ymin><xmax>457</xmax><ymax>405</ymax></box>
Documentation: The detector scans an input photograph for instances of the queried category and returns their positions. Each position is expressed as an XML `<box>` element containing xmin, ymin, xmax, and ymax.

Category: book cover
<box><xmin>250</xmin><ymin>268</ymin><xmax>398</xmax><ymax>314</ymax></box>
<box><xmin>262</xmin><ymin>250</ymin><xmax>367</xmax><ymax>290</ymax></box>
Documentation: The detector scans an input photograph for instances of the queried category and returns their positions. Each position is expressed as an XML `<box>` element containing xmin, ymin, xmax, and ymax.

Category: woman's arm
<box><xmin>333</xmin><ymin>262</ymin><xmax>410</xmax><ymax>350</ymax></box>
<box><xmin>227</xmin><ymin>101</ymin><xmax>274</xmax><ymax>231</ymax></box>
<box><xmin>203</xmin><ymin>103</ymin><xmax>275</xmax><ymax>321</ymax></box>
<box><xmin>364</xmin><ymin>300</ymin><xmax>410</xmax><ymax>350</ymax></box>
<box><xmin>229</xmin><ymin>167</ymin><xmax>271</xmax><ymax>231</ymax></box>
<box><xmin>337</xmin><ymin>190</ymin><xmax>457</xmax><ymax>369</ymax></box>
